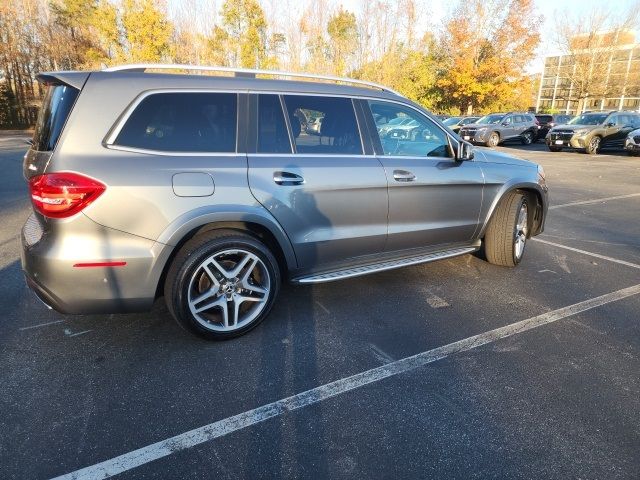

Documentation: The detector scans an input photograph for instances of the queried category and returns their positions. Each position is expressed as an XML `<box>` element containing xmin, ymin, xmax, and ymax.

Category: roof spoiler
<box><xmin>36</xmin><ymin>71</ymin><xmax>90</xmax><ymax>90</ymax></box>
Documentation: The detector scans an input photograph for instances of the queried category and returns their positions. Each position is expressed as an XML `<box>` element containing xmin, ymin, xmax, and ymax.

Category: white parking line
<box><xmin>19</xmin><ymin>320</ymin><xmax>65</xmax><ymax>331</ymax></box>
<box><xmin>50</xmin><ymin>283</ymin><xmax>640</xmax><ymax>480</ymax></box>
<box><xmin>534</xmin><ymin>238</ymin><xmax>640</xmax><ymax>270</ymax></box>
<box><xmin>549</xmin><ymin>193</ymin><xmax>640</xmax><ymax>210</ymax></box>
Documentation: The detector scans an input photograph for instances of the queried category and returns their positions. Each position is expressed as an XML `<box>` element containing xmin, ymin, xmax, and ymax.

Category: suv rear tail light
<box><xmin>29</xmin><ymin>172</ymin><xmax>106</xmax><ymax>218</ymax></box>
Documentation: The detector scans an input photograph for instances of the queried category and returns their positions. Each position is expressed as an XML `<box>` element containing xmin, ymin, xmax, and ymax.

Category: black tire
<box><xmin>486</xmin><ymin>132</ymin><xmax>500</xmax><ymax>147</ymax></box>
<box><xmin>484</xmin><ymin>192</ymin><xmax>528</xmax><ymax>267</ymax></box>
<box><xmin>548</xmin><ymin>146</ymin><xmax>562</xmax><ymax>152</ymax></box>
<box><xmin>585</xmin><ymin>135</ymin><xmax>601</xmax><ymax>155</ymax></box>
<box><xmin>521</xmin><ymin>131</ymin><xmax>534</xmax><ymax>145</ymax></box>
<box><xmin>164</xmin><ymin>230</ymin><xmax>281</xmax><ymax>340</ymax></box>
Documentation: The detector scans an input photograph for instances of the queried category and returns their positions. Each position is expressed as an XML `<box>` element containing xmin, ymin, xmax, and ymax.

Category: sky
<box><xmin>169</xmin><ymin>0</ymin><xmax>639</xmax><ymax>74</ymax></box>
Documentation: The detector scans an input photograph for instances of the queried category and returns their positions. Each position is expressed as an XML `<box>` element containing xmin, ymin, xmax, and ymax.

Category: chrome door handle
<box><xmin>274</xmin><ymin>171</ymin><xmax>305</xmax><ymax>185</ymax></box>
<box><xmin>393</xmin><ymin>170</ymin><xmax>416</xmax><ymax>182</ymax></box>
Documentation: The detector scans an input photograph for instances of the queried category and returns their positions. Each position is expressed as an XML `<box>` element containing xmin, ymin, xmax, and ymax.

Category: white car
<box><xmin>625</xmin><ymin>128</ymin><xmax>640</xmax><ymax>156</ymax></box>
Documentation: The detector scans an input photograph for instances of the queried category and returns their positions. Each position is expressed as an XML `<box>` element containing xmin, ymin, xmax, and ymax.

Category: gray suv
<box><xmin>21</xmin><ymin>64</ymin><xmax>548</xmax><ymax>340</ymax></box>
<box><xmin>459</xmin><ymin>112</ymin><xmax>538</xmax><ymax>147</ymax></box>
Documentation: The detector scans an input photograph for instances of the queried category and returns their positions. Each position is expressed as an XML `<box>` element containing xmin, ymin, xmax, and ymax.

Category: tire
<box><xmin>521</xmin><ymin>131</ymin><xmax>534</xmax><ymax>145</ymax></box>
<box><xmin>585</xmin><ymin>135</ymin><xmax>601</xmax><ymax>155</ymax></box>
<box><xmin>486</xmin><ymin>132</ymin><xmax>500</xmax><ymax>147</ymax></box>
<box><xmin>548</xmin><ymin>146</ymin><xmax>562</xmax><ymax>152</ymax></box>
<box><xmin>164</xmin><ymin>230</ymin><xmax>281</xmax><ymax>340</ymax></box>
<box><xmin>484</xmin><ymin>192</ymin><xmax>529</xmax><ymax>267</ymax></box>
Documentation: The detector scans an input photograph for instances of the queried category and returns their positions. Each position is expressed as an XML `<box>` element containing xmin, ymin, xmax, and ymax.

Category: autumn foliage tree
<box><xmin>435</xmin><ymin>0</ymin><xmax>542</xmax><ymax>114</ymax></box>
<box><xmin>1</xmin><ymin>0</ymin><xmax>547</xmax><ymax>128</ymax></box>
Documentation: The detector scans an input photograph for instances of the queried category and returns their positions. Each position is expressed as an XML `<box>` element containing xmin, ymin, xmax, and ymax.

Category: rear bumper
<box><xmin>21</xmin><ymin>212</ymin><xmax>160</xmax><ymax>314</ymax></box>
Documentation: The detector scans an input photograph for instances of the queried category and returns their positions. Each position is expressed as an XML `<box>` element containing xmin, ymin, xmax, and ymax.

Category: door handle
<box><xmin>393</xmin><ymin>170</ymin><xmax>416</xmax><ymax>182</ymax></box>
<box><xmin>273</xmin><ymin>171</ymin><xmax>305</xmax><ymax>185</ymax></box>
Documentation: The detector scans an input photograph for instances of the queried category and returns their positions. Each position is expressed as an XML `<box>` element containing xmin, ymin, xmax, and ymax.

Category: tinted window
<box><xmin>283</xmin><ymin>95</ymin><xmax>362</xmax><ymax>154</ymax></box>
<box><xmin>369</xmin><ymin>101</ymin><xmax>452</xmax><ymax>158</ymax></box>
<box><xmin>536</xmin><ymin>115</ymin><xmax>552</xmax><ymax>123</ymax></box>
<box><xmin>32</xmin><ymin>85</ymin><xmax>79</xmax><ymax>152</ymax></box>
<box><xmin>114</xmin><ymin>93</ymin><xmax>237</xmax><ymax>152</ymax></box>
<box><xmin>257</xmin><ymin>95</ymin><xmax>291</xmax><ymax>153</ymax></box>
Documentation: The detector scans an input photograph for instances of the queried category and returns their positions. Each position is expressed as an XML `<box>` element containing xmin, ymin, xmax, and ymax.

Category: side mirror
<box><xmin>457</xmin><ymin>141</ymin><xmax>474</xmax><ymax>161</ymax></box>
<box><xmin>502</xmin><ymin>122</ymin><xmax>509</xmax><ymax>126</ymax></box>
<box><xmin>605</xmin><ymin>122</ymin><xmax>615</xmax><ymax>127</ymax></box>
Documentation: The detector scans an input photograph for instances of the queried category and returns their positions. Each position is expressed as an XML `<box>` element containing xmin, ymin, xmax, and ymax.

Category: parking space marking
<box><xmin>50</xmin><ymin>283</ymin><xmax>640</xmax><ymax>480</ymax></box>
<box><xmin>19</xmin><ymin>320</ymin><xmax>65</xmax><ymax>331</ymax></box>
<box><xmin>534</xmin><ymin>238</ymin><xmax>640</xmax><ymax>270</ymax></box>
<box><xmin>549</xmin><ymin>193</ymin><xmax>640</xmax><ymax>210</ymax></box>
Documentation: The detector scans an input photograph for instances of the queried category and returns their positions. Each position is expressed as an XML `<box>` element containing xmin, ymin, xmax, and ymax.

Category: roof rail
<box><xmin>102</xmin><ymin>64</ymin><xmax>404</xmax><ymax>97</ymax></box>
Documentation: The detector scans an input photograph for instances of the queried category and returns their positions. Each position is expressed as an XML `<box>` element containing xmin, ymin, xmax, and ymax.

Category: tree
<box><xmin>326</xmin><ymin>8</ymin><xmax>358</xmax><ymax>76</ymax></box>
<box><xmin>553</xmin><ymin>5</ymin><xmax>640</xmax><ymax>113</ymax></box>
<box><xmin>435</xmin><ymin>0</ymin><xmax>542</xmax><ymax>114</ymax></box>
<box><xmin>122</xmin><ymin>0</ymin><xmax>172</xmax><ymax>63</ymax></box>
<box><xmin>220</xmin><ymin>0</ymin><xmax>269</xmax><ymax>68</ymax></box>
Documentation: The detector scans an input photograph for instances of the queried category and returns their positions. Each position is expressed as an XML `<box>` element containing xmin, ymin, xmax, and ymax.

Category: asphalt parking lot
<box><xmin>1</xmin><ymin>134</ymin><xmax>639</xmax><ymax>479</ymax></box>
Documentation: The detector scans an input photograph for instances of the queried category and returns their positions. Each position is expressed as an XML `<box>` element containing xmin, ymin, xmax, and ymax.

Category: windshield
<box><xmin>476</xmin><ymin>114</ymin><xmax>504</xmax><ymax>124</ymax></box>
<box><xmin>568</xmin><ymin>114</ymin><xmax>608</xmax><ymax>125</ymax></box>
<box><xmin>443</xmin><ymin>117</ymin><xmax>462</xmax><ymax>126</ymax></box>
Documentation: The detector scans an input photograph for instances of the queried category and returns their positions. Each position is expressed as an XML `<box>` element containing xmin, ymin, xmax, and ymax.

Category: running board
<box><xmin>293</xmin><ymin>247</ymin><xmax>477</xmax><ymax>284</ymax></box>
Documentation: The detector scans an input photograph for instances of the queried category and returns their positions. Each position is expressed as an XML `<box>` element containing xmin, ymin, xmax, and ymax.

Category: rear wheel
<box><xmin>164</xmin><ymin>230</ymin><xmax>281</xmax><ymax>340</ymax></box>
<box><xmin>548</xmin><ymin>146</ymin><xmax>562</xmax><ymax>152</ymax></box>
<box><xmin>484</xmin><ymin>192</ymin><xmax>529</xmax><ymax>267</ymax></box>
<box><xmin>521</xmin><ymin>131</ymin><xmax>534</xmax><ymax>145</ymax></box>
<box><xmin>585</xmin><ymin>135</ymin><xmax>601</xmax><ymax>155</ymax></box>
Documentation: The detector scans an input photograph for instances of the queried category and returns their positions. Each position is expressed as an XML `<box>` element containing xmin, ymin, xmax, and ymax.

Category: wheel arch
<box><xmin>478</xmin><ymin>181</ymin><xmax>547</xmax><ymax>239</ymax></box>
<box><xmin>150</xmin><ymin>208</ymin><xmax>297</xmax><ymax>299</ymax></box>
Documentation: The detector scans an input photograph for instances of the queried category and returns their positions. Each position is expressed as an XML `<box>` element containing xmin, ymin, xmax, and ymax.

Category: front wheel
<box><xmin>585</xmin><ymin>136</ymin><xmax>601</xmax><ymax>155</ymax></box>
<box><xmin>164</xmin><ymin>230</ymin><xmax>281</xmax><ymax>340</ymax></box>
<box><xmin>486</xmin><ymin>132</ymin><xmax>500</xmax><ymax>147</ymax></box>
<box><xmin>484</xmin><ymin>192</ymin><xmax>529</xmax><ymax>267</ymax></box>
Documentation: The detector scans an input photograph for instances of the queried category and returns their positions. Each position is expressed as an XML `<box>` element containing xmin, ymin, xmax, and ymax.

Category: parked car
<box><xmin>443</xmin><ymin>116</ymin><xmax>479</xmax><ymax>133</ymax></box>
<box><xmin>534</xmin><ymin>114</ymin><xmax>573</xmax><ymax>139</ymax></box>
<box><xmin>625</xmin><ymin>128</ymin><xmax>640</xmax><ymax>156</ymax></box>
<box><xmin>458</xmin><ymin>112</ymin><xmax>538</xmax><ymax>147</ymax></box>
<box><xmin>546</xmin><ymin>111</ymin><xmax>640</xmax><ymax>154</ymax></box>
<box><xmin>21</xmin><ymin>65</ymin><xmax>548</xmax><ymax>340</ymax></box>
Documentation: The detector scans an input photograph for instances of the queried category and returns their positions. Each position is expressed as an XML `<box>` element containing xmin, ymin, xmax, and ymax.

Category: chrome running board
<box><xmin>293</xmin><ymin>247</ymin><xmax>477</xmax><ymax>284</ymax></box>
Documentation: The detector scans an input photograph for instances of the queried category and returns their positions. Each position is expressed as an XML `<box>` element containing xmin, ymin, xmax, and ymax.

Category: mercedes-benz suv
<box><xmin>21</xmin><ymin>64</ymin><xmax>548</xmax><ymax>340</ymax></box>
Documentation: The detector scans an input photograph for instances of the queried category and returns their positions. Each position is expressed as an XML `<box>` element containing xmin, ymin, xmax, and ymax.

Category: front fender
<box><xmin>477</xmin><ymin>178</ymin><xmax>548</xmax><ymax>238</ymax></box>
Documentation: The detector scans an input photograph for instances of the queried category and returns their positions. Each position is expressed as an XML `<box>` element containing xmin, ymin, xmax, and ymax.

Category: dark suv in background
<box><xmin>546</xmin><ymin>111</ymin><xmax>640</xmax><ymax>154</ymax></box>
<box><xmin>535</xmin><ymin>114</ymin><xmax>573</xmax><ymax>140</ymax></box>
<box><xmin>458</xmin><ymin>112</ymin><xmax>538</xmax><ymax>147</ymax></box>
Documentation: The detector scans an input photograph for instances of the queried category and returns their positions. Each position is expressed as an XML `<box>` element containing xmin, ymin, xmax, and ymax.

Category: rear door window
<box><xmin>257</xmin><ymin>95</ymin><xmax>292</xmax><ymax>153</ymax></box>
<box><xmin>283</xmin><ymin>95</ymin><xmax>363</xmax><ymax>154</ymax></box>
<box><xmin>114</xmin><ymin>92</ymin><xmax>237</xmax><ymax>152</ymax></box>
<box><xmin>32</xmin><ymin>84</ymin><xmax>80</xmax><ymax>152</ymax></box>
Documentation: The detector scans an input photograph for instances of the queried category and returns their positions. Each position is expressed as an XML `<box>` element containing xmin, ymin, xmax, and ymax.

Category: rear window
<box><xmin>283</xmin><ymin>95</ymin><xmax>362</xmax><ymax>155</ymax></box>
<box><xmin>536</xmin><ymin>115</ymin><xmax>552</xmax><ymax>123</ymax></box>
<box><xmin>114</xmin><ymin>92</ymin><xmax>237</xmax><ymax>152</ymax></box>
<box><xmin>32</xmin><ymin>84</ymin><xmax>79</xmax><ymax>152</ymax></box>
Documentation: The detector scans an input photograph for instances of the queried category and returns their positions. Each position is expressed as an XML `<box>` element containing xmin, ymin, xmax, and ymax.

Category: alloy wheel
<box><xmin>514</xmin><ymin>202</ymin><xmax>528</xmax><ymax>260</ymax></box>
<box><xmin>187</xmin><ymin>249</ymin><xmax>270</xmax><ymax>332</ymax></box>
